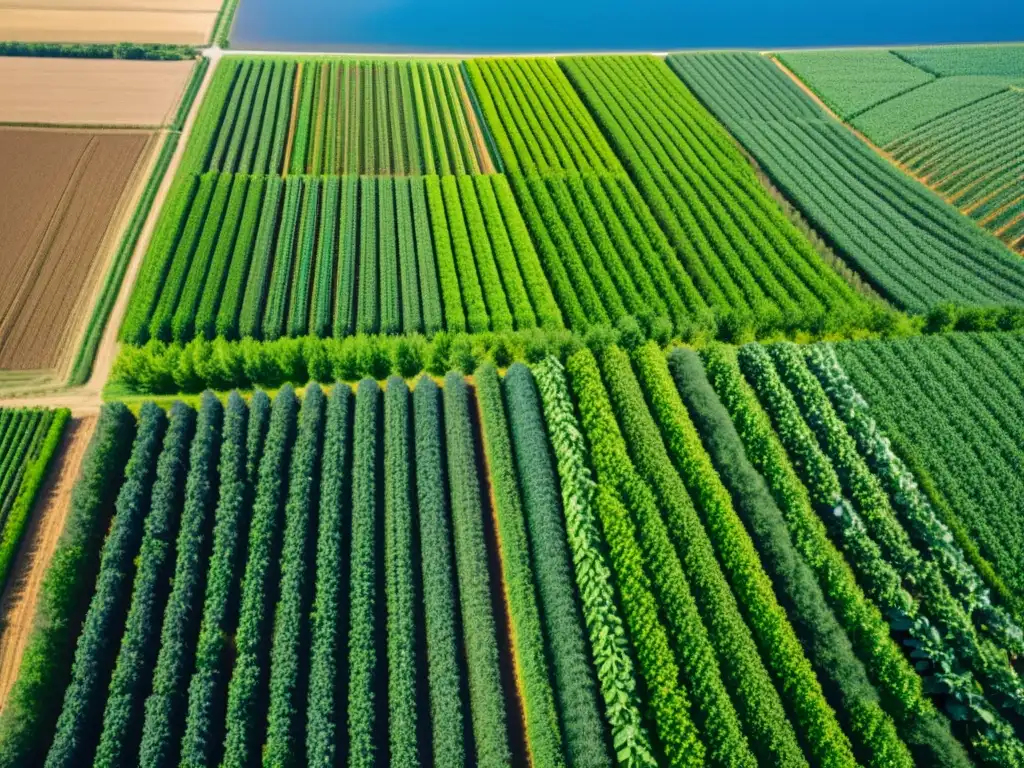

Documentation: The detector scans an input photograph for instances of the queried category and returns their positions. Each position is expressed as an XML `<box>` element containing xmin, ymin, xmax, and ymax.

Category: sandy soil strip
<box><xmin>0</xmin><ymin>0</ymin><xmax>220</xmax><ymax>10</ymax></box>
<box><xmin>457</xmin><ymin>73</ymin><xmax>496</xmax><ymax>174</ymax></box>
<box><xmin>0</xmin><ymin>9</ymin><xmax>215</xmax><ymax>45</ymax></box>
<box><xmin>282</xmin><ymin>61</ymin><xmax>303</xmax><ymax>175</ymax></box>
<box><xmin>0</xmin><ymin>58</ymin><xmax>194</xmax><ymax>128</ymax></box>
<box><xmin>0</xmin><ymin>415</ymin><xmax>96</xmax><ymax>713</ymax></box>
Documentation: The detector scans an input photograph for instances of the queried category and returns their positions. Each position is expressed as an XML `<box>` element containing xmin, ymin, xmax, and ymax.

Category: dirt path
<box><xmin>0</xmin><ymin>416</ymin><xmax>95</xmax><ymax>713</ymax></box>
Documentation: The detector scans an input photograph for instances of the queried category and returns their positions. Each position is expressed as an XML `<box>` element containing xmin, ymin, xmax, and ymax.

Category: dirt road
<box><xmin>0</xmin><ymin>416</ymin><xmax>95</xmax><ymax>712</ymax></box>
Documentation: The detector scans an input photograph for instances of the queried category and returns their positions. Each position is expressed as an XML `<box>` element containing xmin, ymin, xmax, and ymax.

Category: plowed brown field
<box><xmin>0</xmin><ymin>128</ymin><xmax>151</xmax><ymax>371</ymax></box>
<box><xmin>0</xmin><ymin>58</ymin><xmax>194</xmax><ymax>127</ymax></box>
<box><xmin>0</xmin><ymin>7</ymin><xmax>216</xmax><ymax>45</ymax></box>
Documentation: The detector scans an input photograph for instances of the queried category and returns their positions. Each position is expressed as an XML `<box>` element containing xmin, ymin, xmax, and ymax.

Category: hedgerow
<box><xmin>503</xmin><ymin>364</ymin><xmax>611</xmax><ymax>767</ymax></box>
<box><xmin>384</xmin><ymin>378</ymin><xmax>419</xmax><ymax>766</ymax></box>
<box><xmin>265</xmin><ymin>385</ymin><xmax>325</xmax><ymax>766</ymax></box>
<box><xmin>44</xmin><ymin>403</ymin><xmax>166</xmax><ymax>768</ymax></box>
<box><xmin>306</xmin><ymin>385</ymin><xmax>353</xmax><ymax>767</ymax></box>
<box><xmin>443</xmin><ymin>373</ymin><xmax>512</xmax><ymax>767</ymax></box>
<box><xmin>348</xmin><ymin>379</ymin><xmax>382</xmax><ymax>767</ymax></box>
<box><xmin>221</xmin><ymin>387</ymin><xmax>298</xmax><ymax>768</ymax></box>
<box><xmin>262</xmin><ymin>177</ymin><xmax>305</xmax><ymax>340</ymax></box>
<box><xmin>564</xmin><ymin>350</ymin><xmax>705</xmax><ymax>767</ymax></box>
<box><xmin>475</xmin><ymin>365</ymin><xmax>565</xmax><ymax>767</ymax></box>
<box><xmin>93</xmin><ymin>402</ymin><xmax>196</xmax><ymax>768</ymax></box>
<box><xmin>179</xmin><ymin>392</ymin><xmax>265</xmax><ymax>768</ymax></box>
<box><xmin>412</xmin><ymin>377</ymin><xmax>466</xmax><ymax>766</ymax></box>
<box><xmin>138</xmin><ymin>394</ymin><xmax>223</xmax><ymax>768</ymax></box>
<box><xmin>0</xmin><ymin>405</ymin><xmax>134</xmax><ymax>768</ymax></box>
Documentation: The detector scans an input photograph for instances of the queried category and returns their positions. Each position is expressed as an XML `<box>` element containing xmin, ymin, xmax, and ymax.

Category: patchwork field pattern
<box><xmin>670</xmin><ymin>51</ymin><xmax>1024</xmax><ymax>313</ymax></box>
<box><xmin>778</xmin><ymin>45</ymin><xmax>1024</xmax><ymax>253</ymax></box>
<box><xmin>0</xmin><ymin>128</ymin><xmax>152</xmax><ymax>371</ymax></box>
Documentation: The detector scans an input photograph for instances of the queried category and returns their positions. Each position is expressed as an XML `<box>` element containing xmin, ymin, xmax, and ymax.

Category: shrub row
<box><xmin>384</xmin><ymin>379</ymin><xmax>419</xmax><ymax>766</ymax></box>
<box><xmin>662</xmin><ymin>348</ymin><xmax>911</xmax><ymax>767</ymax></box>
<box><xmin>0</xmin><ymin>405</ymin><xmax>135</xmax><ymax>768</ymax></box>
<box><xmin>221</xmin><ymin>387</ymin><xmax>298</xmax><ymax>767</ymax></box>
<box><xmin>700</xmin><ymin>343</ymin><xmax>970</xmax><ymax>768</ymax></box>
<box><xmin>92</xmin><ymin>403</ymin><xmax>196</xmax><ymax>768</ymax></box>
<box><xmin>347</xmin><ymin>380</ymin><xmax>381</xmax><ymax>767</ymax></box>
<box><xmin>45</xmin><ymin>403</ymin><xmax>167</xmax><ymax>768</ymax></box>
<box><xmin>411</xmin><ymin>378</ymin><xmax>467</xmax><ymax>765</ymax></box>
<box><xmin>533</xmin><ymin>357</ymin><xmax>656</xmax><ymax>768</ymax></box>
<box><xmin>178</xmin><ymin>392</ymin><xmax>267</xmax><ymax>767</ymax></box>
<box><xmin>305</xmin><ymin>385</ymin><xmax>352</xmax><ymax>766</ymax></box>
<box><xmin>565</xmin><ymin>350</ymin><xmax>705</xmax><ymax>767</ymax></box>
<box><xmin>442</xmin><ymin>373</ymin><xmax>513</xmax><ymax>767</ymax></box>
<box><xmin>475</xmin><ymin>365</ymin><xmax>565</xmax><ymax>767</ymax></box>
<box><xmin>503</xmin><ymin>364</ymin><xmax>611</xmax><ymax>768</ymax></box>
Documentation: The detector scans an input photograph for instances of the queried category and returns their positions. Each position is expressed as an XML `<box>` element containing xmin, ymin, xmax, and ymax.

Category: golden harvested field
<box><xmin>0</xmin><ymin>58</ymin><xmax>194</xmax><ymax>126</ymax></box>
<box><xmin>0</xmin><ymin>6</ymin><xmax>217</xmax><ymax>45</ymax></box>
<box><xmin>0</xmin><ymin>128</ymin><xmax>152</xmax><ymax>372</ymax></box>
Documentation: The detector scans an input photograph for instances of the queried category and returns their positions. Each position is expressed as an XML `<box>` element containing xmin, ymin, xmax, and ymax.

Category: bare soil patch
<box><xmin>0</xmin><ymin>415</ymin><xmax>95</xmax><ymax>712</ymax></box>
<box><xmin>0</xmin><ymin>0</ymin><xmax>219</xmax><ymax>9</ymax></box>
<box><xmin>0</xmin><ymin>128</ymin><xmax>150</xmax><ymax>371</ymax></box>
<box><xmin>0</xmin><ymin>8</ymin><xmax>215</xmax><ymax>45</ymax></box>
<box><xmin>0</xmin><ymin>58</ymin><xmax>194</xmax><ymax>127</ymax></box>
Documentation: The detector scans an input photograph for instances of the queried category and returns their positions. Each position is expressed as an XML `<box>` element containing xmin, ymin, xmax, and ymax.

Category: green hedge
<box><xmin>93</xmin><ymin>403</ymin><xmax>196</xmax><ymax>768</ymax></box>
<box><xmin>0</xmin><ymin>405</ymin><xmax>134</xmax><ymax>768</ymax></box>
<box><xmin>45</xmin><ymin>403</ymin><xmax>167</xmax><ymax>767</ymax></box>
<box><xmin>0</xmin><ymin>42</ymin><xmax>196</xmax><ymax>59</ymax></box>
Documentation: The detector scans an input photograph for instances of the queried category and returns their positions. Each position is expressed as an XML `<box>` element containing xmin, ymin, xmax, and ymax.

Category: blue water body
<box><xmin>231</xmin><ymin>0</ymin><xmax>1023</xmax><ymax>53</ymax></box>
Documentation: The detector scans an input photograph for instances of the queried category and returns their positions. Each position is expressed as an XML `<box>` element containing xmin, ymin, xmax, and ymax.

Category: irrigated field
<box><xmin>0</xmin><ymin>58</ymin><xmax>195</xmax><ymax>127</ymax></box>
<box><xmin>0</xmin><ymin>128</ymin><xmax>153</xmax><ymax>372</ymax></box>
<box><xmin>779</xmin><ymin>45</ymin><xmax>1024</xmax><ymax>254</ymax></box>
<box><xmin>670</xmin><ymin>51</ymin><xmax>1024</xmax><ymax>314</ymax></box>
<box><xmin>0</xmin><ymin>0</ymin><xmax>219</xmax><ymax>45</ymax></box>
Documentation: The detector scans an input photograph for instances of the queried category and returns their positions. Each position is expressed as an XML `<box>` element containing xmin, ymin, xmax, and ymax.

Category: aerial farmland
<box><xmin>0</xmin><ymin>1</ymin><xmax>1022</xmax><ymax>767</ymax></box>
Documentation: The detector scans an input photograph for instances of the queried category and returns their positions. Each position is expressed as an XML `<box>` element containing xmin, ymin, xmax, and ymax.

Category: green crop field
<box><xmin>777</xmin><ymin>45</ymin><xmax>1024</xmax><ymax>254</ymax></box>
<box><xmin>670</xmin><ymin>51</ymin><xmax>1024</xmax><ymax>314</ymax></box>
<box><xmin>9</xmin><ymin>37</ymin><xmax>1024</xmax><ymax>768</ymax></box>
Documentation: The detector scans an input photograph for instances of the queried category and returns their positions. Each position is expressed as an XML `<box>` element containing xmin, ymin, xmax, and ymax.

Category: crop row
<box><xmin>0</xmin><ymin>408</ymin><xmax>69</xmax><ymax>594</ymax></box>
<box><xmin>668</xmin><ymin>51</ymin><xmax>1024</xmax><ymax>313</ymax></box>
<box><xmin>120</xmin><ymin>172</ymin><xmax>561</xmax><ymax>345</ymax></box>
<box><xmin>712</xmin><ymin>338</ymin><xmax>1024</xmax><ymax>764</ymax></box>
<box><xmin>189</xmin><ymin>57</ymin><xmax>492</xmax><ymax>176</ymax></box>
<box><xmin>559</xmin><ymin>54</ymin><xmax>876</xmax><ymax>337</ymax></box>
<box><xmin>6</xmin><ymin>371</ymin><xmax>612</xmax><ymax>767</ymax></box>
<box><xmin>888</xmin><ymin>91</ymin><xmax>1024</xmax><ymax>253</ymax></box>
<box><xmin>465</xmin><ymin>57</ymin><xmax>622</xmax><ymax>174</ymax></box>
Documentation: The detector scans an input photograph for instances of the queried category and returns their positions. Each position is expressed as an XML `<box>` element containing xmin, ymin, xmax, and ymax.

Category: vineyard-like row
<box><xmin>559</xmin><ymin>54</ymin><xmax>877</xmax><ymax>336</ymax></box>
<box><xmin>669</xmin><ymin>51</ymin><xmax>1024</xmax><ymax>314</ymax></box>
<box><xmin>0</xmin><ymin>408</ymin><xmax>68</xmax><ymax>593</ymax></box>
<box><xmin>186</xmin><ymin>57</ymin><xmax>492</xmax><ymax>177</ymax></box>
<box><xmin>120</xmin><ymin>171</ymin><xmax>562</xmax><ymax>343</ymax></box>
<box><xmin>465</xmin><ymin>57</ymin><xmax>623</xmax><ymax>174</ymax></box>
<box><xmin>0</xmin><ymin>370</ymin><xmax>618</xmax><ymax>767</ymax></box>
<box><xmin>888</xmin><ymin>90</ymin><xmax>1024</xmax><ymax>252</ymax></box>
<box><xmin>833</xmin><ymin>332</ymin><xmax>1024</xmax><ymax>609</ymax></box>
